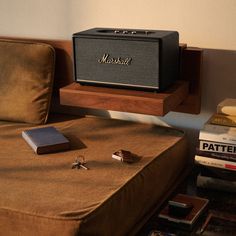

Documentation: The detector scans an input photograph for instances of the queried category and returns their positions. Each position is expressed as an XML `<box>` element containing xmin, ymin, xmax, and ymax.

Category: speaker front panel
<box><xmin>74</xmin><ymin>38</ymin><xmax>160</xmax><ymax>89</ymax></box>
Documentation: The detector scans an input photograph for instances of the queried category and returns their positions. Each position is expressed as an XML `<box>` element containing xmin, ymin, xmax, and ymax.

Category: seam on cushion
<box><xmin>0</xmin><ymin>207</ymin><xmax>80</xmax><ymax>222</ymax></box>
<box><xmin>0</xmin><ymin>38</ymin><xmax>55</xmax><ymax>52</ymax></box>
<box><xmin>0</xmin><ymin>38</ymin><xmax>56</xmax><ymax>58</ymax></box>
<box><xmin>0</xmin><ymin>208</ymin><xmax>81</xmax><ymax>236</ymax></box>
<box><xmin>42</xmin><ymin>46</ymin><xmax>56</xmax><ymax>124</ymax></box>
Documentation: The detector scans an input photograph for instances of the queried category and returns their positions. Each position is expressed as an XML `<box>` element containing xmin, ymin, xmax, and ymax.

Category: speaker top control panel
<box><xmin>99</xmin><ymin>29</ymin><xmax>154</xmax><ymax>35</ymax></box>
<box><xmin>73</xmin><ymin>27</ymin><xmax>178</xmax><ymax>40</ymax></box>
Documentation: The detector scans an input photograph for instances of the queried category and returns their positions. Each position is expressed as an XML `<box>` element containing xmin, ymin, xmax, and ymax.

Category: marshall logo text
<box><xmin>98</xmin><ymin>54</ymin><xmax>132</xmax><ymax>66</ymax></box>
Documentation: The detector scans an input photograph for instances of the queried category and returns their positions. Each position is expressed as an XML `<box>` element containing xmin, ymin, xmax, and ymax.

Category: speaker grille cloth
<box><xmin>74</xmin><ymin>38</ymin><xmax>159</xmax><ymax>88</ymax></box>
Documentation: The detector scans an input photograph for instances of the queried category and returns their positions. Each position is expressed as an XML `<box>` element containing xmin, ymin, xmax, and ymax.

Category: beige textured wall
<box><xmin>0</xmin><ymin>0</ymin><xmax>236</xmax><ymax>155</ymax></box>
<box><xmin>69</xmin><ymin>0</ymin><xmax>236</xmax><ymax>50</ymax></box>
<box><xmin>1</xmin><ymin>0</ymin><xmax>235</xmax><ymax>50</ymax></box>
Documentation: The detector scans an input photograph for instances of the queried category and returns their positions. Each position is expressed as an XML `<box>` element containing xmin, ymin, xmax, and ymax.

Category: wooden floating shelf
<box><xmin>60</xmin><ymin>80</ymin><xmax>189</xmax><ymax>116</ymax></box>
<box><xmin>58</xmin><ymin>44</ymin><xmax>203</xmax><ymax>116</ymax></box>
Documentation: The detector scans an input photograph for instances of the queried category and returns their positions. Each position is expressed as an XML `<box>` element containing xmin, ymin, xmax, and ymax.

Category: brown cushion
<box><xmin>0</xmin><ymin>39</ymin><xmax>55</xmax><ymax>124</ymax></box>
<box><xmin>0</xmin><ymin>115</ymin><xmax>188</xmax><ymax>236</ymax></box>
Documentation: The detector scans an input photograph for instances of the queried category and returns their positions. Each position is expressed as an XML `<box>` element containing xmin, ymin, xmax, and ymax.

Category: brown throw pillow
<box><xmin>0</xmin><ymin>39</ymin><xmax>55</xmax><ymax>124</ymax></box>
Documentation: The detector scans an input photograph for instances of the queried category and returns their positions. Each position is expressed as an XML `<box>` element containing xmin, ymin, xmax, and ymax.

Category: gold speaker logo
<box><xmin>98</xmin><ymin>54</ymin><xmax>132</xmax><ymax>65</ymax></box>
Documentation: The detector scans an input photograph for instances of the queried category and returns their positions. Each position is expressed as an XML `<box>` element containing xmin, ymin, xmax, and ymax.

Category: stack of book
<box><xmin>195</xmin><ymin>98</ymin><xmax>236</xmax><ymax>192</ymax></box>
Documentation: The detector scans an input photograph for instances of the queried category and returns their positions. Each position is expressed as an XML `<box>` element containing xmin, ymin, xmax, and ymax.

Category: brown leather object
<box><xmin>0</xmin><ymin>115</ymin><xmax>188</xmax><ymax>236</ymax></box>
<box><xmin>113</xmin><ymin>149</ymin><xmax>141</xmax><ymax>163</ymax></box>
<box><xmin>0</xmin><ymin>39</ymin><xmax>55</xmax><ymax>124</ymax></box>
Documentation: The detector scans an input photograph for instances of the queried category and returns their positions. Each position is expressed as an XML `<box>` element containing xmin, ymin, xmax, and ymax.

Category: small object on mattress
<box><xmin>112</xmin><ymin>149</ymin><xmax>141</xmax><ymax>163</ymax></box>
<box><xmin>72</xmin><ymin>155</ymin><xmax>89</xmax><ymax>170</ymax></box>
<box><xmin>22</xmin><ymin>126</ymin><xmax>70</xmax><ymax>154</ymax></box>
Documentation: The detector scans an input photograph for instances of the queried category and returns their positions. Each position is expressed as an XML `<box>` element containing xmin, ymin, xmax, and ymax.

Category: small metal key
<box><xmin>72</xmin><ymin>155</ymin><xmax>89</xmax><ymax>170</ymax></box>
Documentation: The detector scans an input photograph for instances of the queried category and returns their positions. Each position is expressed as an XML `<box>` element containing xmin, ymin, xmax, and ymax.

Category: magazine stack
<box><xmin>195</xmin><ymin>98</ymin><xmax>236</xmax><ymax>192</ymax></box>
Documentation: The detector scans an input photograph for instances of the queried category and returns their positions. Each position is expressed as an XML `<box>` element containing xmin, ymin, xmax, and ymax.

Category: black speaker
<box><xmin>73</xmin><ymin>28</ymin><xmax>179</xmax><ymax>91</ymax></box>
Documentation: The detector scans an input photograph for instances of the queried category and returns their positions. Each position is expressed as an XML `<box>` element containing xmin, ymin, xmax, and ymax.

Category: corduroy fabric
<box><xmin>0</xmin><ymin>39</ymin><xmax>55</xmax><ymax>124</ymax></box>
<box><xmin>0</xmin><ymin>115</ymin><xmax>188</xmax><ymax>236</ymax></box>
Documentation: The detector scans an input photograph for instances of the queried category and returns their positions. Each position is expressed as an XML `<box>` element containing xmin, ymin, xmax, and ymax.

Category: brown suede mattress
<box><xmin>0</xmin><ymin>115</ymin><xmax>187</xmax><ymax>236</ymax></box>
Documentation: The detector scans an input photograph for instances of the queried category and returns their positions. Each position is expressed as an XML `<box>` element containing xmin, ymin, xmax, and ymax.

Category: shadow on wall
<box><xmin>160</xmin><ymin>48</ymin><xmax>236</xmax><ymax>157</ymax></box>
<box><xmin>201</xmin><ymin>48</ymin><xmax>236</xmax><ymax>111</ymax></box>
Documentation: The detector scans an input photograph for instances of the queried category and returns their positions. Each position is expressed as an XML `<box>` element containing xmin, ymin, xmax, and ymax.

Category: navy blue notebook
<box><xmin>22</xmin><ymin>126</ymin><xmax>70</xmax><ymax>154</ymax></box>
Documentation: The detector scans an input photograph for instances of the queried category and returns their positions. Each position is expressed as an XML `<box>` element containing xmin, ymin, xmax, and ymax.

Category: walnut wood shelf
<box><xmin>58</xmin><ymin>44</ymin><xmax>202</xmax><ymax>116</ymax></box>
<box><xmin>60</xmin><ymin>81</ymin><xmax>189</xmax><ymax>116</ymax></box>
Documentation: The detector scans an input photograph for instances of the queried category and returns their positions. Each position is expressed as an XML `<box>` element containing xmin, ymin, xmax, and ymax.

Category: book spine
<box><xmin>199</xmin><ymin>129</ymin><xmax>236</xmax><ymax>145</ymax></box>
<box><xmin>210</xmin><ymin>114</ymin><xmax>236</xmax><ymax>127</ymax></box>
<box><xmin>217</xmin><ymin>105</ymin><xmax>236</xmax><ymax>116</ymax></box>
<box><xmin>197</xmin><ymin>174</ymin><xmax>236</xmax><ymax>193</ymax></box>
<box><xmin>198</xmin><ymin>165</ymin><xmax>236</xmax><ymax>181</ymax></box>
<box><xmin>37</xmin><ymin>142</ymin><xmax>70</xmax><ymax>154</ymax></box>
<box><xmin>195</xmin><ymin>155</ymin><xmax>236</xmax><ymax>171</ymax></box>
<box><xmin>199</xmin><ymin>140</ymin><xmax>236</xmax><ymax>155</ymax></box>
<box><xmin>22</xmin><ymin>131</ymin><xmax>38</xmax><ymax>153</ymax></box>
<box><xmin>196</xmin><ymin>149</ymin><xmax>236</xmax><ymax>162</ymax></box>
<box><xmin>204</xmin><ymin>122</ymin><xmax>236</xmax><ymax>133</ymax></box>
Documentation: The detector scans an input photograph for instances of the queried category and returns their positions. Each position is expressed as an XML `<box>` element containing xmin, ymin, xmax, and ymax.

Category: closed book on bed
<box><xmin>22</xmin><ymin>126</ymin><xmax>70</xmax><ymax>154</ymax></box>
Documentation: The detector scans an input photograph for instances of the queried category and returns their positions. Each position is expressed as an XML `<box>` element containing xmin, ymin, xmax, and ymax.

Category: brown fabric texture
<box><xmin>0</xmin><ymin>115</ymin><xmax>188</xmax><ymax>236</ymax></box>
<box><xmin>0</xmin><ymin>39</ymin><xmax>55</xmax><ymax>124</ymax></box>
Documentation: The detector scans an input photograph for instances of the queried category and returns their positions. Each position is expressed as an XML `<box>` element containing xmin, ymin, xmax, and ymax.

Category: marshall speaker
<box><xmin>73</xmin><ymin>28</ymin><xmax>179</xmax><ymax>91</ymax></box>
